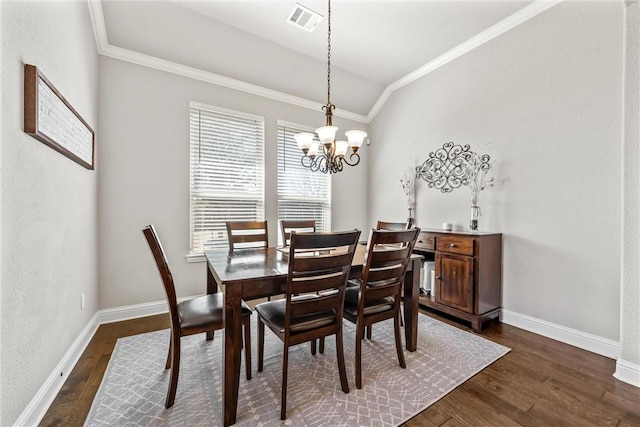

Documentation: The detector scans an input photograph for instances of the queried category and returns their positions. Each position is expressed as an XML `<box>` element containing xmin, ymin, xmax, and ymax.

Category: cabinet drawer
<box><xmin>414</xmin><ymin>233</ymin><xmax>435</xmax><ymax>251</ymax></box>
<box><xmin>437</xmin><ymin>236</ymin><xmax>474</xmax><ymax>256</ymax></box>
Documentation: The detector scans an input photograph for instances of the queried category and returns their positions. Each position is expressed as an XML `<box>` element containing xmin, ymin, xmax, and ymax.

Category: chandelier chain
<box><xmin>326</xmin><ymin>0</ymin><xmax>331</xmax><ymax>105</ymax></box>
<box><xmin>294</xmin><ymin>0</ymin><xmax>366</xmax><ymax>174</ymax></box>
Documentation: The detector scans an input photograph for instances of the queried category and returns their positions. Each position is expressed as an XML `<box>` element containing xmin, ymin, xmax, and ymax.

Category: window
<box><xmin>189</xmin><ymin>102</ymin><xmax>265</xmax><ymax>253</ymax></box>
<box><xmin>277</xmin><ymin>121</ymin><xmax>331</xmax><ymax>245</ymax></box>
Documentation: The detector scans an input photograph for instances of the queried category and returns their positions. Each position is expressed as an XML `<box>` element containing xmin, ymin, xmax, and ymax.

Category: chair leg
<box><xmin>244</xmin><ymin>316</ymin><xmax>252</xmax><ymax>381</ymax></box>
<box><xmin>366</xmin><ymin>325</ymin><xmax>372</xmax><ymax>339</ymax></box>
<box><xmin>165</xmin><ymin>334</ymin><xmax>172</xmax><ymax>369</ymax></box>
<box><xmin>165</xmin><ymin>331</ymin><xmax>181</xmax><ymax>408</ymax></box>
<box><xmin>206</xmin><ymin>331</ymin><xmax>214</xmax><ymax>341</ymax></box>
<box><xmin>335</xmin><ymin>332</ymin><xmax>349</xmax><ymax>394</ymax></box>
<box><xmin>399</xmin><ymin>306</ymin><xmax>404</xmax><ymax>327</ymax></box>
<box><xmin>355</xmin><ymin>323</ymin><xmax>364</xmax><ymax>389</ymax></box>
<box><xmin>394</xmin><ymin>309</ymin><xmax>406</xmax><ymax>369</ymax></box>
<box><xmin>319</xmin><ymin>337</ymin><xmax>325</xmax><ymax>354</ymax></box>
<box><xmin>280</xmin><ymin>344</ymin><xmax>289</xmax><ymax>420</ymax></box>
<box><xmin>258</xmin><ymin>316</ymin><xmax>265</xmax><ymax>373</ymax></box>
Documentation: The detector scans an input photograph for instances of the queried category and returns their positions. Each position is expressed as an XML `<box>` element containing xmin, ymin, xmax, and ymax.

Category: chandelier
<box><xmin>294</xmin><ymin>0</ymin><xmax>367</xmax><ymax>174</ymax></box>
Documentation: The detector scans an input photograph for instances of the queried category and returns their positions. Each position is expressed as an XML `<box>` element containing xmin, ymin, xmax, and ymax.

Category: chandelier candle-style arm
<box><xmin>293</xmin><ymin>0</ymin><xmax>367</xmax><ymax>174</ymax></box>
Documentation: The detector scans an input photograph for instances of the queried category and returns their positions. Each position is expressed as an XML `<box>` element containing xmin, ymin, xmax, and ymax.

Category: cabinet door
<box><xmin>435</xmin><ymin>253</ymin><xmax>474</xmax><ymax>313</ymax></box>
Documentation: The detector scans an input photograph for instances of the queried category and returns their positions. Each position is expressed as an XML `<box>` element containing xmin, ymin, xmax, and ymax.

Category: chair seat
<box><xmin>256</xmin><ymin>295</ymin><xmax>336</xmax><ymax>333</ymax></box>
<box><xmin>178</xmin><ymin>293</ymin><xmax>251</xmax><ymax>330</ymax></box>
<box><xmin>343</xmin><ymin>286</ymin><xmax>394</xmax><ymax>317</ymax></box>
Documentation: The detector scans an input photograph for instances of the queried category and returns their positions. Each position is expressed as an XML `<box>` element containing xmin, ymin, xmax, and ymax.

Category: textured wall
<box><xmin>368</xmin><ymin>2</ymin><xmax>623</xmax><ymax>341</ymax></box>
<box><xmin>0</xmin><ymin>1</ymin><xmax>98</xmax><ymax>424</ymax></box>
<box><xmin>621</xmin><ymin>0</ymin><xmax>640</xmax><ymax>366</ymax></box>
<box><xmin>97</xmin><ymin>57</ymin><xmax>369</xmax><ymax>310</ymax></box>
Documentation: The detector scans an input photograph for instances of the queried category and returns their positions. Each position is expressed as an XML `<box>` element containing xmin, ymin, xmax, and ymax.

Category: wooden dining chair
<box><xmin>343</xmin><ymin>228</ymin><xmax>420</xmax><ymax>389</ymax></box>
<box><xmin>279</xmin><ymin>219</ymin><xmax>316</xmax><ymax>247</ymax></box>
<box><xmin>280</xmin><ymin>219</ymin><xmax>322</xmax><ymax>351</ymax></box>
<box><xmin>226</xmin><ymin>220</ymin><xmax>269</xmax><ymax>252</ymax></box>
<box><xmin>255</xmin><ymin>229</ymin><xmax>361</xmax><ymax>420</ymax></box>
<box><xmin>353</xmin><ymin>220</ymin><xmax>413</xmax><ymax>336</ymax></box>
<box><xmin>142</xmin><ymin>225</ymin><xmax>253</xmax><ymax>408</ymax></box>
<box><xmin>227</xmin><ymin>220</ymin><xmax>274</xmax><ymax>302</ymax></box>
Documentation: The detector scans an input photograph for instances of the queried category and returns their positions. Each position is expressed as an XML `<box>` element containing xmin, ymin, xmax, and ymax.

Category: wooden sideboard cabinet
<box><xmin>413</xmin><ymin>229</ymin><xmax>502</xmax><ymax>332</ymax></box>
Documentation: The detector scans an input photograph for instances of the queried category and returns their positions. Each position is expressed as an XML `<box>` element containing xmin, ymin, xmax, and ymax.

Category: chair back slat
<box><xmin>285</xmin><ymin>230</ymin><xmax>361</xmax><ymax>337</ymax></box>
<box><xmin>226</xmin><ymin>220</ymin><xmax>268</xmax><ymax>252</ymax></box>
<box><xmin>366</xmin><ymin>264</ymin><xmax>406</xmax><ymax>283</ymax></box>
<box><xmin>369</xmin><ymin>245</ymin><xmax>412</xmax><ymax>263</ymax></box>
<box><xmin>376</xmin><ymin>220</ymin><xmax>412</xmax><ymax>231</ymax></box>
<box><xmin>143</xmin><ymin>225</ymin><xmax>180</xmax><ymax>330</ymax></box>
<box><xmin>288</xmin><ymin>231</ymin><xmax>349</xmax><ymax>250</ymax></box>
<box><xmin>292</xmin><ymin>251</ymin><xmax>352</xmax><ymax>273</ymax></box>
<box><xmin>289</xmin><ymin>292</ymin><xmax>341</xmax><ymax>317</ymax></box>
<box><xmin>291</xmin><ymin>271</ymin><xmax>345</xmax><ymax>295</ymax></box>
<box><xmin>280</xmin><ymin>219</ymin><xmax>316</xmax><ymax>247</ymax></box>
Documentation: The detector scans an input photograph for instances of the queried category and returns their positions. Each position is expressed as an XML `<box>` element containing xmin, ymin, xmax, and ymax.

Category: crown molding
<box><xmin>88</xmin><ymin>0</ymin><xmax>561</xmax><ymax>126</ymax></box>
<box><xmin>87</xmin><ymin>0</ymin><xmax>107</xmax><ymax>52</ymax></box>
<box><xmin>366</xmin><ymin>0</ymin><xmax>562</xmax><ymax>121</ymax></box>
<box><xmin>100</xmin><ymin>43</ymin><xmax>371</xmax><ymax>123</ymax></box>
<box><xmin>87</xmin><ymin>1</ymin><xmax>368</xmax><ymax>124</ymax></box>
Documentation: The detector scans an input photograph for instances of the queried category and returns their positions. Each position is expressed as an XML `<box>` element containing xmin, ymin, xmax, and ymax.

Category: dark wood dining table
<box><xmin>205</xmin><ymin>244</ymin><xmax>422</xmax><ymax>426</ymax></box>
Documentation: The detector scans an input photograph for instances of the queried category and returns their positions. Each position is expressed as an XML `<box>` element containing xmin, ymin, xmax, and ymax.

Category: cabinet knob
<box><xmin>435</xmin><ymin>276</ymin><xmax>441</xmax><ymax>280</ymax></box>
<box><xmin>449</xmin><ymin>243</ymin><xmax>456</xmax><ymax>247</ymax></box>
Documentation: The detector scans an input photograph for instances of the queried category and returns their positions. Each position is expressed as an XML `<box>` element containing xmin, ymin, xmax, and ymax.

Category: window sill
<box><xmin>185</xmin><ymin>253</ymin><xmax>206</xmax><ymax>263</ymax></box>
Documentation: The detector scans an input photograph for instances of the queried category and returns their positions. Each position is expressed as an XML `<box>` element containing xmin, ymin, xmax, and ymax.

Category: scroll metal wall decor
<box><xmin>416</xmin><ymin>142</ymin><xmax>490</xmax><ymax>193</ymax></box>
<box><xmin>24</xmin><ymin>64</ymin><xmax>95</xmax><ymax>170</ymax></box>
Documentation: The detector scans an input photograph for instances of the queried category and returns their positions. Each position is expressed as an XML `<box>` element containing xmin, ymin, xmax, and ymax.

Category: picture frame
<box><xmin>23</xmin><ymin>64</ymin><xmax>95</xmax><ymax>170</ymax></box>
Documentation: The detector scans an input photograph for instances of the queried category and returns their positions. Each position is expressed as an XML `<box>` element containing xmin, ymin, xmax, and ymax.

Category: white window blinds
<box><xmin>277</xmin><ymin>121</ymin><xmax>331</xmax><ymax>246</ymax></box>
<box><xmin>190</xmin><ymin>102</ymin><xmax>265</xmax><ymax>253</ymax></box>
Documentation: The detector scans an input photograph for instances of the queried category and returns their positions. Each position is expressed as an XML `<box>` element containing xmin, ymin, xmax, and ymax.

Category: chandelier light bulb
<box><xmin>345</xmin><ymin>130</ymin><xmax>367</xmax><ymax>152</ymax></box>
<box><xmin>308</xmin><ymin>141</ymin><xmax>319</xmax><ymax>158</ymax></box>
<box><xmin>315</xmin><ymin>126</ymin><xmax>338</xmax><ymax>147</ymax></box>
<box><xmin>335</xmin><ymin>140</ymin><xmax>349</xmax><ymax>157</ymax></box>
<box><xmin>294</xmin><ymin>132</ymin><xmax>315</xmax><ymax>154</ymax></box>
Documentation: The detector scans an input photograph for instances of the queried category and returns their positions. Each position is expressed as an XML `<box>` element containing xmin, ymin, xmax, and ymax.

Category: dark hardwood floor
<box><xmin>40</xmin><ymin>309</ymin><xmax>640</xmax><ymax>426</ymax></box>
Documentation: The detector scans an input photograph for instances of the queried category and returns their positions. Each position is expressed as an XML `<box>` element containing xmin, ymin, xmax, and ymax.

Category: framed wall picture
<box><xmin>23</xmin><ymin>64</ymin><xmax>95</xmax><ymax>170</ymax></box>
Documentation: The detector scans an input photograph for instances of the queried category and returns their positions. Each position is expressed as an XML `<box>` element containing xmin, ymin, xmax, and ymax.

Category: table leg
<box><xmin>403</xmin><ymin>258</ymin><xmax>420</xmax><ymax>352</ymax></box>
<box><xmin>207</xmin><ymin>262</ymin><xmax>218</xmax><ymax>294</ymax></box>
<box><xmin>206</xmin><ymin>263</ymin><xmax>217</xmax><ymax>341</ymax></box>
<box><xmin>223</xmin><ymin>283</ymin><xmax>242</xmax><ymax>426</ymax></box>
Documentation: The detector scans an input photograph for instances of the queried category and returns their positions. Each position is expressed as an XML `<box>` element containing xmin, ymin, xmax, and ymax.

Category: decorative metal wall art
<box><xmin>415</xmin><ymin>142</ymin><xmax>490</xmax><ymax>193</ymax></box>
<box><xmin>416</xmin><ymin>141</ymin><xmax>494</xmax><ymax>231</ymax></box>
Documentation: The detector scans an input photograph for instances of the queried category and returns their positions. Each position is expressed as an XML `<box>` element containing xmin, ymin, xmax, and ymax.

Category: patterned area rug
<box><xmin>84</xmin><ymin>313</ymin><xmax>509</xmax><ymax>426</ymax></box>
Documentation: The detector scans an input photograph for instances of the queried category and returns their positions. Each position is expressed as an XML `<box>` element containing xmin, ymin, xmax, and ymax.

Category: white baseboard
<box><xmin>501</xmin><ymin>309</ymin><xmax>620</xmax><ymax>359</ymax></box>
<box><xmin>99</xmin><ymin>299</ymin><xmax>169</xmax><ymax>324</ymax></box>
<box><xmin>614</xmin><ymin>359</ymin><xmax>640</xmax><ymax>387</ymax></box>
<box><xmin>14</xmin><ymin>313</ymin><xmax>100</xmax><ymax>427</ymax></box>
<box><xmin>98</xmin><ymin>295</ymin><xmax>201</xmax><ymax>324</ymax></box>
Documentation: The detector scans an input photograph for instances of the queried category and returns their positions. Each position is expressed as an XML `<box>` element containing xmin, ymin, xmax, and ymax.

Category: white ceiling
<box><xmin>99</xmin><ymin>0</ymin><xmax>537</xmax><ymax>118</ymax></box>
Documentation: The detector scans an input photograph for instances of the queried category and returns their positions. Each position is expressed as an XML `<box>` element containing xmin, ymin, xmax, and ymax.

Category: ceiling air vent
<box><xmin>286</xmin><ymin>3</ymin><xmax>323</xmax><ymax>32</ymax></box>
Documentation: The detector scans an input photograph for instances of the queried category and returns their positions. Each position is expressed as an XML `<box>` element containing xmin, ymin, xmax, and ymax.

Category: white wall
<box><xmin>0</xmin><ymin>1</ymin><xmax>99</xmax><ymax>424</ymax></box>
<box><xmin>369</xmin><ymin>2</ymin><xmax>623</xmax><ymax>342</ymax></box>
<box><xmin>98</xmin><ymin>57</ymin><xmax>369</xmax><ymax>310</ymax></box>
<box><xmin>619</xmin><ymin>1</ymin><xmax>640</xmax><ymax>370</ymax></box>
